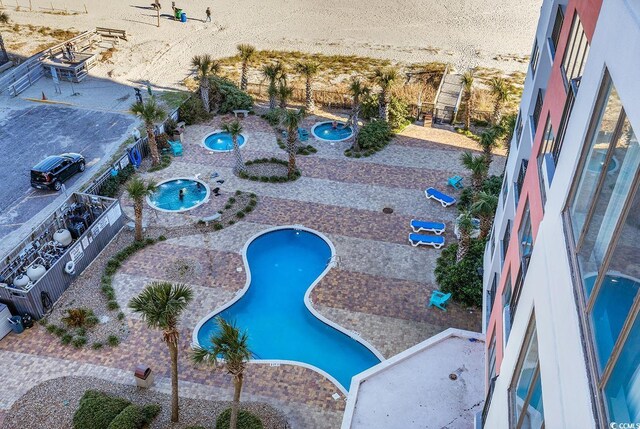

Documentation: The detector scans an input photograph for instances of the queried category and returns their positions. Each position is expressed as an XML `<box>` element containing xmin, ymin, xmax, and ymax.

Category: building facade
<box><xmin>481</xmin><ymin>0</ymin><xmax>640</xmax><ymax>427</ymax></box>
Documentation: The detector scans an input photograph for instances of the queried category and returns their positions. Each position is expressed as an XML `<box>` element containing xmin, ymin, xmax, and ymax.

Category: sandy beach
<box><xmin>2</xmin><ymin>0</ymin><xmax>540</xmax><ymax>88</ymax></box>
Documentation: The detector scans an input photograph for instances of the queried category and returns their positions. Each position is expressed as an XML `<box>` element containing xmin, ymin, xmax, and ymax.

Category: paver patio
<box><xmin>0</xmin><ymin>111</ymin><xmax>503</xmax><ymax>429</ymax></box>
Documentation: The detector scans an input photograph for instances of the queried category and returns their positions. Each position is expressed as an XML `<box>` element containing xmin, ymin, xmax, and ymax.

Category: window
<box><xmin>502</xmin><ymin>177</ymin><xmax>509</xmax><ymax>206</ymax></box>
<box><xmin>538</xmin><ymin>115</ymin><xmax>555</xmax><ymax>206</ymax></box>
<box><xmin>562</xmin><ymin>13</ymin><xmax>590</xmax><ymax>85</ymax></box>
<box><xmin>549</xmin><ymin>5</ymin><xmax>564</xmax><ymax>56</ymax></box>
<box><xmin>516</xmin><ymin>159</ymin><xmax>529</xmax><ymax>202</ymax></box>
<box><xmin>532</xmin><ymin>90</ymin><xmax>544</xmax><ymax>134</ymax></box>
<box><xmin>503</xmin><ymin>272</ymin><xmax>513</xmax><ymax>348</ymax></box>
<box><xmin>565</xmin><ymin>69</ymin><xmax>640</xmax><ymax>423</ymax></box>
<box><xmin>502</xmin><ymin>220</ymin><xmax>512</xmax><ymax>262</ymax></box>
<box><xmin>519</xmin><ymin>201</ymin><xmax>534</xmax><ymax>276</ymax></box>
<box><xmin>510</xmin><ymin>317</ymin><xmax>544</xmax><ymax>429</ymax></box>
<box><xmin>488</xmin><ymin>332</ymin><xmax>497</xmax><ymax>384</ymax></box>
<box><xmin>511</xmin><ymin>270</ymin><xmax>524</xmax><ymax>322</ymax></box>
<box><xmin>487</xmin><ymin>273</ymin><xmax>498</xmax><ymax>329</ymax></box>
<box><xmin>530</xmin><ymin>40</ymin><xmax>540</xmax><ymax>74</ymax></box>
<box><xmin>553</xmin><ymin>82</ymin><xmax>577</xmax><ymax>165</ymax></box>
<box><xmin>490</xmin><ymin>226</ymin><xmax>496</xmax><ymax>257</ymax></box>
<box><xmin>515</xmin><ymin>112</ymin><xmax>524</xmax><ymax>146</ymax></box>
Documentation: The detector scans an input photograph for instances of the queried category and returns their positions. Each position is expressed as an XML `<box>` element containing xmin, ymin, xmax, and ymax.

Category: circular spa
<box><xmin>203</xmin><ymin>131</ymin><xmax>247</xmax><ymax>152</ymax></box>
<box><xmin>587</xmin><ymin>150</ymin><xmax>619</xmax><ymax>174</ymax></box>
<box><xmin>311</xmin><ymin>121</ymin><xmax>354</xmax><ymax>142</ymax></box>
<box><xmin>146</xmin><ymin>178</ymin><xmax>210</xmax><ymax>212</ymax></box>
<box><xmin>194</xmin><ymin>226</ymin><xmax>381</xmax><ymax>391</ymax></box>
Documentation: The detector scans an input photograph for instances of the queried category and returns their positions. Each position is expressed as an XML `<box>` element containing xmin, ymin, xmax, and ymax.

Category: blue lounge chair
<box><xmin>447</xmin><ymin>175</ymin><xmax>464</xmax><ymax>189</ymax></box>
<box><xmin>298</xmin><ymin>128</ymin><xmax>309</xmax><ymax>141</ymax></box>
<box><xmin>410</xmin><ymin>220</ymin><xmax>446</xmax><ymax>235</ymax></box>
<box><xmin>425</xmin><ymin>187</ymin><xmax>456</xmax><ymax>207</ymax></box>
<box><xmin>429</xmin><ymin>290</ymin><xmax>452</xmax><ymax>311</ymax></box>
<box><xmin>408</xmin><ymin>233</ymin><xmax>445</xmax><ymax>249</ymax></box>
<box><xmin>168</xmin><ymin>140</ymin><xmax>183</xmax><ymax>156</ymax></box>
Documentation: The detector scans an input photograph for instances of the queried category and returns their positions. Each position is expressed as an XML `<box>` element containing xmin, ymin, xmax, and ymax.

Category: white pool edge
<box><xmin>201</xmin><ymin>129</ymin><xmax>249</xmax><ymax>152</ymax></box>
<box><xmin>145</xmin><ymin>177</ymin><xmax>211</xmax><ymax>213</ymax></box>
<box><xmin>191</xmin><ymin>224</ymin><xmax>385</xmax><ymax>395</ymax></box>
<box><xmin>311</xmin><ymin>121</ymin><xmax>354</xmax><ymax>143</ymax></box>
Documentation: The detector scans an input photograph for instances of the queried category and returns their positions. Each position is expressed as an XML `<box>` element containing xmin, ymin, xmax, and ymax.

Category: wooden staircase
<box><xmin>433</xmin><ymin>69</ymin><xmax>464</xmax><ymax>125</ymax></box>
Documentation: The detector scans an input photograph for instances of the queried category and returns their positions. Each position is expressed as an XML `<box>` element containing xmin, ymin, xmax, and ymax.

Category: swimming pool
<box><xmin>587</xmin><ymin>150</ymin><xmax>619</xmax><ymax>174</ymax></box>
<box><xmin>193</xmin><ymin>226</ymin><xmax>382</xmax><ymax>391</ymax></box>
<box><xmin>203</xmin><ymin>131</ymin><xmax>247</xmax><ymax>152</ymax></box>
<box><xmin>311</xmin><ymin>121</ymin><xmax>354</xmax><ymax>142</ymax></box>
<box><xmin>146</xmin><ymin>178</ymin><xmax>209</xmax><ymax>212</ymax></box>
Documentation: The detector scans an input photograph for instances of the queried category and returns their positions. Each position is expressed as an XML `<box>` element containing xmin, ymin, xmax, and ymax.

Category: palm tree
<box><xmin>236</xmin><ymin>44</ymin><xmax>255</xmax><ymax>91</ymax></box>
<box><xmin>191</xmin><ymin>54</ymin><xmax>220</xmax><ymax>113</ymax></box>
<box><xmin>456</xmin><ymin>211</ymin><xmax>475</xmax><ymax>262</ymax></box>
<box><xmin>0</xmin><ymin>11</ymin><xmax>9</xmax><ymax>24</ymax></box>
<box><xmin>278</xmin><ymin>80</ymin><xmax>293</xmax><ymax>109</ymax></box>
<box><xmin>281</xmin><ymin>108</ymin><xmax>305</xmax><ymax>179</ymax></box>
<box><xmin>129</xmin><ymin>282</ymin><xmax>193</xmax><ymax>423</ymax></box>
<box><xmin>479</xmin><ymin>128</ymin><xmax>499</xmax><ymax>169</ymax></box>
<box><xmin>262</xmin><ymin>62</ymin><xmax>284</xmax><ymax>110</ymax></box>
<box><xmin>192</xmin><ymin>317</ymin><xmax>251</xmax><ymax>429</ymax></box>
<box><xmin>489</xmin><ymin>77</ymin><xmax>511</xmax><ymax>125</ymax></box>
<box><xmin>460</xmin><ymin>151</ymin><xmax>488</xmax><ymax>192</ymax></box>
<box><xmin>373</xmin><ymin>67</ymin><xmax>399</xmax><ymax>122</ymax></box>
<box><xmin>126</xmin><ymin>177</ymin><xmax>156</xmax><ymax>242</ymax></box>
<box><xmin>295</xmin><ymin>61</ymin><xmax>319</xmax><ymax>112</ymax></box>
<box><xmin>131</xmin><ymin>97</ymin><xmax>165</xmax><ymax>166</ymax></box>
<box><xmin>461</xmin><ymin>71</ymin><xmax>474</xmax><ymax>130</ymax></box>
<box><xmin>348</xmin><ymin>77</ymin><xmax>369</xmax><ymax>152</ymax></box>
<box><xmin>471</xmin><ymin>191</ymin><xmax>499</xmax><ymax>239</ymax></box>
<box><xmin>222</xmin><ymin>120</ymin><xmax>245</xmax><ymax>174</ymax></box>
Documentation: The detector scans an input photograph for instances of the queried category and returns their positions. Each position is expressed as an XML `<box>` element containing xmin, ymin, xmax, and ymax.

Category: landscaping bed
<box><xmin>4</xmin><ymin>376</ymin><xmax>288</xmax><ymax>429</ymax></box>
<box><xmin>238</xmin><ymin>158</ymin><xmax>300</xmax><ymax>182</ymax></box>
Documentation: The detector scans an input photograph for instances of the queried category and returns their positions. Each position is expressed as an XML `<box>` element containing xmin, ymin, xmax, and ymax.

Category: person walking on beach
<box><xmin>205</xmin><ymin>7</ymin><xmax>211</xmax><ymax>22</ymax></box>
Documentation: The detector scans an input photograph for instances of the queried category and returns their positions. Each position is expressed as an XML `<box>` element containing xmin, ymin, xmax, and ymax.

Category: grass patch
<box><xmin>160</xmin><ymin>90</ymin><xmax>191</xmax><ymax>111</ymax></box>
<box><xmin>148</xmin><ymin>154</ymin><xmax>172</xmax><ymax>172</ymax></box>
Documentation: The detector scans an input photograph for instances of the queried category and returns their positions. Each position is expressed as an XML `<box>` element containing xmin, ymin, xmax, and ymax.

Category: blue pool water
<box><xmin>147</xmin><ymin>179</ymin><xmax>208</xmax><ymax>211</ymax></box>
<box><xmin>204</xmin><ymin>132</ymin><xmax>246</xmax><ymax>151</ymax></box>
<box><xmin>196</xmin><ymin>228</ymin><xmax>381</xmax><ymax>389</ymax></box>
<box><xmin>588</xmin><ymin>150</ymin><xmax>618</xmax><ymax>173</ymax></box>
<box><xmin>312</xmin><ymin>122</ymin><xmax>353</xmax><ymax>141</ymax></box>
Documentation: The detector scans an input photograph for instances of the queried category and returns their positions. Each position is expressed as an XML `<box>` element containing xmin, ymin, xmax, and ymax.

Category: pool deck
<box><xmin>0</xmin><ymin>112</ymin><xmax>504</xmax><ymax>428</ymax></box>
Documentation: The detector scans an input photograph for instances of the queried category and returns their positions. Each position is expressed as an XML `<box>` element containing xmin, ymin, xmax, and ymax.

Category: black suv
<box><xmin>31</xmin><ymin>153</ymin><xmax>85</xmax><ymax>191</ymax></box>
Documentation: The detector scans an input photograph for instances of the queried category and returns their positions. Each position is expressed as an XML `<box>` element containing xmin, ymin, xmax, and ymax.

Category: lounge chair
<box><xmin>168</xmin><ymin>140</ymin><xmax>183</xmax><ymax>156</ymax></box>
<box><xmin>408</xmin><ymin>233</ymin><xmax>445</xmax><ymax>249</ymax></box>
<box><xmin>298</xmin><ymin>128</ymin><xmax>309</xmax><ymax>142</ymax></box>
<box><xmin>447</xmin><ymin>175</ymin><xmax>464</xmax><ymax>189</ymax></box>
<box><xmin>425</xmin><ymin>187</ymin><xmax>456</xmax><ymax>207</ymax></box>
<box><xmin>429</xmin><ymin>290</ymin><xmax>452</xmax><ymax>311</ymax></box>
<box><xmin>410</xmin><ymin>220</ymin><xmax>446</xmax><ymax>235</ymax></box>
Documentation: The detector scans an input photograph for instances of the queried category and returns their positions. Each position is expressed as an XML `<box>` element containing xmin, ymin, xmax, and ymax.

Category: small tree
<box><xmin>262</xmin><ymin>62</ymin><xmax>284</xmax><ymax>111</ymax></box>
<box><xmin>461</xmin><ymin>71</ymin><xmax>474</xmax><ymax>130</ymax></box>
<box><xmin>373</xmin><ymin>67</ymin><xmax>399</xmax><ymax>122</ymax></box>
<box><xmin>130</xmin><ymin>97</ymin><xmax>165</xmax><ymax>166</ymax></box>
<box><xmin>278</xmin><ymin>80</ymin><xmax>293</xmax><ymax>109</ymax></box>
<box><xmin>236</xmin><ymin>44</ymin><xmax>255</xmax><ymax>91</ymax></box>
<box><xmin>191</xmin><ymin>54</ymin><xmax>220</xmax><ymax>113</ymax></box>
<box><xmin>471</xmin><ymin>191</ymin><xmax>498</xmax><ymax>239</ymax></box>
<box><xmin>192</xmin><ymin>317</ymin><xmax>251</xmax><ymax>429</ymax></box>
<box><xmin>461</xmin><ymin>151</ymin><xmax>489</xmax><ymax>193</ymax></box>
<box><xmin>126</xmin><ymin>177</ymin><xmax>156</xmax><ymax>242</ymax></box>
<box><xmin>281</xmin><ymin>108</ymin><xmax>306</xmax><ymax>179</ymax></box>
<box><xmin>348</xmin><ymin>77</ymin><xmax>369</xmax><ymax>152</ymax></box>
<box><xmin>129</xmin><ymin>282</ymin><xmax>193</xmax><ymax>423</ymax></box>
<box><xmin>222</xmin><ymin>120</ymin><xmax>245</xmax><ymax>174</ymax></box>
<box><xmin>489</xmin><ymin>77</ymin><xmax>511</xmax><ymax>125</ymax></box>
<box><xmin>479</xmin><ymin>128</ymin><xmax>499</xmax><ymax>169</ymax></box>
<box><xmin>456</xmin><ymin>211</ymin><xmax>475</xmax><ymax>262</ymax></box>
<box><xmin>295</xmin><ymin>61</ymin><xmax>319</xmax><ymax>112</ymax></box>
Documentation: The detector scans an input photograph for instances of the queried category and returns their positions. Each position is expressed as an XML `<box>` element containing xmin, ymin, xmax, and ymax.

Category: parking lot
<box><xmin>0</xmin><ymin>104</ymin><xmax>136</xmax><ymax>250</ymax></box>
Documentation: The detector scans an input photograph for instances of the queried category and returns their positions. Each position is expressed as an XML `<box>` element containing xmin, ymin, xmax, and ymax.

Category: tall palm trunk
<box><xmin>479</xmin><ymin>215</ymin><xmax>491</xmax><ymax>239</ymax></box>
<box><xmin>168</xmin><ymin>338</ymin><xmax>179</xmax><ymax>422</ymax></box>
<box><xmin>133</xmin><ymin>199</ymin><xmax>143</xmax><ymax>241</ymax></box>
<box><xmin>232</xmin><ymin>137</ymin><xmax>245</xmax><ymax>173</ymax></box>
<box><xmin>147</xmin><ymin>123</ymin><xmax>160</xmax><ymax>165</ymax></box>
<box><xmin>287</xmin><ymin>132</ymin><xmax>297</xmax><ymax>179</ymax></box>
<box><xmin>456</xmin><ymin>230</ymin><xmax>471</xmax><ymax>262</ymax></box>
<box><xmin>492</xmin><ymin>100</ymin><xmax>502</xmax><ymax>126</ymax></box>
<box><xmin>305</xmin><ymin>77</ymin><xmax>314</xmax><ymax>112</ymax></box>
<box><xmin>352</xmin><ymin>101</ymin><xmax>361</xmax><ymax>151</ymax></box>
<box><xmin>379</xmin><ymin>90</ymin><xmax>389</xmax><ymax>122</ymax></box>
<box><xmin>200</xmin><ymin>79</ymin><xmax>211</xmax><ymax>113</ymax></box>
<box><xmin>240</xmin><ymin>62</ymin><xmax>248</xmax><ymax>91</ymax></box>
<box><xmin>230</xmin><ymin>374</ymin><xmax>243</xmax><ymax>429</ymax></box>
<box><xmin>268</xmin><ymin>84</ymin><xmax>277</xmax><ymax>110</ymax></box>
<box><xmin>464</xmin><ymin>93</ymin><xmax>472</xmax><ymax>131</ymax></box>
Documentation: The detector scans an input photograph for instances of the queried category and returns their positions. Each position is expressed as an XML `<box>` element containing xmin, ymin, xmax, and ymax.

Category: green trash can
<box><xmin>174</xmin><ymin>8</ymin><xmax>182</xmax><ymax>19</ymax></box>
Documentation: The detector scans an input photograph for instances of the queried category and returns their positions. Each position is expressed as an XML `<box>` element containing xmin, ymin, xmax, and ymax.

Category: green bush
<box><xmin>148</xmin><ymin>154</ymin><xmax>172</xmax><ymax>172</ymax></box>
<box><xmin>434</xmin><ymin>239</ymin><xmax>486</xmax><ymax>307</ymax></box>
<box><xmin>107</xmin><ymin>300</ymin><xmax>119</xmax><ymax>311</ymax></box>
<box><xmin>107</xmin><ymin>404</ymin><xmax>161</xmax><ymax>429</ymax></box>
<box><xmin>107</xmin><ymin>335</ymin><xmax>120</xmax><ymax>347</ymax></box>
<box><xmin>346</xmin><ymin>120</ymin><xmax>392</xmax><ymax>158</ymax></box>
<box><xmin>211</xmin><ymin>76</ymin><xmax>253</xmax><ymax>113</ymax></box>
<box><xmin>179</xmin><ymin>95</ymin><xmax>213</xmax><ymax>125</ymax></box>
<box><xmin>92</xmin><ymin>342</ymin><xmax>104</xmax><ymax>350</ymax></box>
<box><xmin>361</xmin><ymin>94</ymin><xmax>411</xmax><ymax>131</ymax></box>
<box><xmin>61</xmin><ymin>334</ymin><xmax>73</xmax><ymax>345</ymax></box>
<box><xmin>73</xmin><ymin>390</ymin><xmax>131</xmax><ymax>429</ymax></box>
<box><xmin>99</xmin><ymin>165</ymin><xmax>135</xmax><ymax>198</ymax></box>
<box><xmin>215</xmin><ymin>408</ymin><xmax>264</xmax><ymax>429</ymax></box>
<box><xmin>458</xmin><ymin>174</ymin><xmax>503</xmax><ymax>212</ymax></box>
<box><xmin>72</xmin><ymin>336</ymin><xmax>87</xmax><ymax>348</ymax></box>
<box><xmin>262</xmin><ymin>108</ymin><xmax>283</xmax><ymax>126</ymax></box>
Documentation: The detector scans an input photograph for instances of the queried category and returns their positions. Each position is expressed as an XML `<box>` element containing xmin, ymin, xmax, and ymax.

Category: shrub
<box><xmin>117</xmin><ymin>312</ymin><xmax>125</xmax><ymax>321</ymax></box>
<box><xmin>53</xmin><ymin>326</ymin><xmax>67</xmax><ymax>337</ymax></box>
<box><xmin>61</xmin><ymin>334</ymin><xmax>73</xmax><ymax>345</ymax></box>
<box><xmin>347</xmin><ymin>120</ymin><xmax>393</xmax><ymax>157</ymax></box>
<box><xmin>148</xmin><ymin>154</ymin><xmax>172</xmax><ymax>172</ymax></box>
<box><xmin>72</xmin><ymin>336</ymin><xmax>87</xmax><ymax>348</ymax></box>
<box><xmin>215</xmin><ymin>408</ymin><xmax>264</xmax><ymax>429</ymax></box>
<box><xmin>76</xmin><ymin>327</ymin><xmax>87</xmax><ymax>337</ymax></box>
<box><xmin>92</xmin><ymin>342</ymin><xmax>104</xmax><ymax>350</ymax></box>
<box><xmin>262</xmin><ymin>108</ymin><xmax>283</xmax><ymax>126</ymax></box>
<box><xmin>236</xmin><ymin>211</ymin><xmax>245</xmax><ymax>219</ymax></box>
<box><xmin>107</xmin><ymin>335</ymin><xmax>120</xmax><ymax>346</ymax></box>
<box><xmin>213</xmin><ymin>223</ymin><xmax>224</xmax><ymax>231</ymax></box>
<box><xmin>107</xmin><ymin>404</ymin><xmax>161</xmax><ymax>429</ymax></box>
<box><xmin>73</xmin><ymin>390</ymin><xmax>131</xmax><ymax>429</ymax></box>
<box><xmin>99</xmin><ymin>165</ymin><xmax>135</xmax><ymax>198</ymax></box>
<box><xmin>434</xmin><ymin>239</ymin><xmax>486</xmax><ymax>307</ymax></box>
<box><xmin>210</xmin><ymin>76</ymin><xmax>253</xmax><ymax>113</ymax></box>
<box><xmin>107</xmin><ymin>300</ymin><xmax>119</xmax><ymax>311</ymax></box>
<box><xmin>46</xmin><ymin>324</ymin><xmax>57</xmax><ymax>334</ymax></box>
<box><xmin>361</xmin><ymin>94</ymin><xmax>411</xmax><ymax>131</ymax></box>
<box><xmin>458</xmin><ymin>174</ymin><xmax>503</xmax><ymax>212</ymax></box>
<box><xmin>179</xmin><ymin>95</ymin><xmax>213</xmax><ymax>125</ymax></box>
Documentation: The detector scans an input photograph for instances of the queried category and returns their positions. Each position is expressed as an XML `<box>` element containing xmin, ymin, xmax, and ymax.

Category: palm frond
<box><xmin>129</xmin><ymin>282</ymin><xmax>193</xmax><ymax>330</ymax></box>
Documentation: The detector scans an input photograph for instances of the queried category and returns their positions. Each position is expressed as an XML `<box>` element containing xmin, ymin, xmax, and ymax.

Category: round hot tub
<box><xmin>146</xmin><ymin>178</ymin><xmax>210</xmax><ymax>212</ymax></box>
<box><xmin>311</xmin><ymin>121</ymin><xmax>353</xmax><ymax>142</ymax></box>
<box><xmin>203</xmin><ymin>131</ymin><xmax>247</xmax><ymax>152</ymax></box>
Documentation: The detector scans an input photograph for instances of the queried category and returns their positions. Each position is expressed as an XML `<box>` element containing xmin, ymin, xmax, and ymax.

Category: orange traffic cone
<box><xmin>41</xmin><ymin>91</ymin><xmax>47</xmax><ymax>101</ymax></box>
